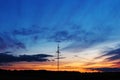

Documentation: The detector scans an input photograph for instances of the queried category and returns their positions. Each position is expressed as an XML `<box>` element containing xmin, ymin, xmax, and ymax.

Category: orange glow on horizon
<box><xmin>0</xmin><ymin>57</ymin><xmax>119</xmax><ymax>72</ymax></box>
<box><xmin>0</xmin><ymin>61</ymin><xmax>104</xmax><ymax>72</ymax></box>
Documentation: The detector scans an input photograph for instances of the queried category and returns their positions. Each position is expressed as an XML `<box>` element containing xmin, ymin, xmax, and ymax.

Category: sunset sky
<box><xmin>0</xmin><ymin>0</ymin><xmax>120</xmax><ymax>72</ymax></box>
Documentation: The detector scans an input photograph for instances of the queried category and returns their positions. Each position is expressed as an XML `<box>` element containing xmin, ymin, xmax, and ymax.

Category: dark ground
<box><xmin>0</xmin><ymin>69</ymin><xmax>120</xmax><ymax>80</ymax></box>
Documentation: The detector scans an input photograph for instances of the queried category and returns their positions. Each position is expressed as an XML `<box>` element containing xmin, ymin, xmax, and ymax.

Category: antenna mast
<box><xmin>56</xmin><ymin>43</ymin><xmax>60</xmax><ymax>71</ymax></box>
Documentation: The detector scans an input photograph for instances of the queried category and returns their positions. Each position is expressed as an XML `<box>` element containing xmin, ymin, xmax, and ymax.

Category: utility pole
<box><xmin>56</xmin><ymin>43</ymin><xmax>60</xmax><ymax>71</ymax></box>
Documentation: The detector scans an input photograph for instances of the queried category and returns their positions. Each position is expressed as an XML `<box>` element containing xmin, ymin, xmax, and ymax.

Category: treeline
<box><xmin>0</xmin><ymin>69</ymin><xmax>120</xmax><ymax>80</ymax></box>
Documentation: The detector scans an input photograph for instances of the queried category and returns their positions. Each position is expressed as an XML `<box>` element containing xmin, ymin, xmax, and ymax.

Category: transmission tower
<box><xmin>56</xmin><ymin>43</ymin><xmax>60</xmax><ymax>71</ymax></box>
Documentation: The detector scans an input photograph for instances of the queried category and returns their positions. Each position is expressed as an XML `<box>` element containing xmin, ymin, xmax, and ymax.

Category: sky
<box><xmin>0</xmin><ymin>0</ymin><xmax>120</xmax><ymax>72</ymax></box>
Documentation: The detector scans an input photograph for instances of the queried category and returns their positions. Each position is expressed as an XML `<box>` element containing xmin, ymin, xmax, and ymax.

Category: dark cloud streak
<box><xmin>0</xmin><ymin>52</ymin><xmax>53</xmax><ymax>63</ymax></box>
<box><xmin>104</xmin><ymin>48</ymin><xmax>120</xmax><ymax>61</ymax></box>
<box><xmin>89</xmin><ymin>68</ymin><xmax>120</xmax><ymax>72</ymax></box>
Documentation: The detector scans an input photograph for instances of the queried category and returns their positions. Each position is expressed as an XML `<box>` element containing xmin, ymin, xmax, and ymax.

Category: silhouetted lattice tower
<box><xmin>56</xmin><ymin>43</ymin><xmax>60</xmax><ymax>71</ymax></box>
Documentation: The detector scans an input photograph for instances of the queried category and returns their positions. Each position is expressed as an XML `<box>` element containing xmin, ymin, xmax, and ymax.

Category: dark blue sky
<box><xmin>0</xmin><ymin>0</ymin><xmax>120</xmax><ymax>72</ymax></box>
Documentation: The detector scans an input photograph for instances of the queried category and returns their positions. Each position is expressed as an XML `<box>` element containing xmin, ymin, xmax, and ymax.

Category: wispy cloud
<box><xmin>62</xmin><ymin>25</ymin><xmax>113</xmax><ymax>52</ymax></box>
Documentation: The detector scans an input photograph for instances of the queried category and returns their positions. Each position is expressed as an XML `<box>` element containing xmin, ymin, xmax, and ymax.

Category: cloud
<box><xmin>62</xmin><ymin>25</ymin><xmax>113</xmax><ymax>51</ymax></box>
<box><xmin>0</xmin><ymin>32</ymin><xmax>26</xmax><ymax>52</ymax></box>
<box><xmin>12</xmin><ymin>25</ymin><xmax>48</xmax><ymax>36</ymax></box>
<box><xmin>94</xmin><ymin>47</ymin><xmax>120</xmax><ymax>62</ymax></box>
<box><xmin>0</xmin><ymin>22</ymin><xmax>114</xmax><ymax>52</ymax></box>
<box><xmin>0</xmin><ymin>51</ymin><xmax>11</xmax><ymax>54</ymax></box>
<box><xmin>12</xmin><ymin>23</ymin><xmax>113</xmax><ymax>53</ymax></box>
<box><xmin>102</xmin><ymin>48</ymin><xmax>120</xmax><ymax>61</ymax></box>
<box><xmin>89</xmin><ymin>68</ymin><xmax>120</xmax><ymax>72</ymax></box>
<box><xmin>0</xmin><ymin>36</ymin><xmax>7</xmax><ymax>51</ymax></box>
<box><xmin>0</xmin><ymin>52</ymin><xmax>53</xmax><ymax>63</ymax></box>
<box><xmin>49</xmin><ymin>30</ymin><xmax>70</xmax><ymax>42</ymax></box>
<box><xmin>0</xmin><ymin>21</ymin><xmax>115</xmax><ymax>56</ymax></box>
